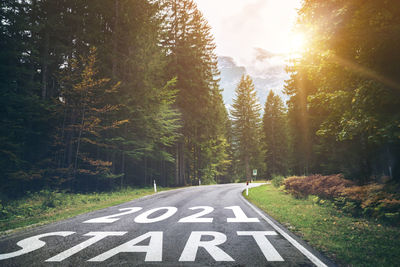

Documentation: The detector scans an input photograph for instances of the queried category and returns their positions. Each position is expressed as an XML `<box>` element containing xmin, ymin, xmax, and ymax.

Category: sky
<box><xmin>193</xmin><ymin>0</ymin><xmax>303</xmax><ymax>105</ymax></box>
<box><xmin>194</xmin><ymin>0</ymin><xmax>302</xmax><ymax>61</ymax></box>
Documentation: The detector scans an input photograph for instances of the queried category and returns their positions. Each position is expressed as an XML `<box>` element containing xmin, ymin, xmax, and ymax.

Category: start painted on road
<box><xmin>0</xmin><ymin>203</ymin><xmax>327</xmax><ymax>266</ymax></box>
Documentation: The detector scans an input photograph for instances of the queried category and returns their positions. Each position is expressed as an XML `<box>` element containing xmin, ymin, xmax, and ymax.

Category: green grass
<box><xmin>0</xmin><ymin>187</ymin><xmax>175</xmax><ymax>234</ymax></box>
<box><xmin>245</xmin><ymin>184</ymin><xmax>400</xmax><ymax>267</ymax></box>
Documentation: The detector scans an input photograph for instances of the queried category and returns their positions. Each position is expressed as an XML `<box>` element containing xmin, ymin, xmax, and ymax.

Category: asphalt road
<box><xmin>0</xmin><ymin>183</ymin><xmax>336</xmax><ymax>266</ymax></box>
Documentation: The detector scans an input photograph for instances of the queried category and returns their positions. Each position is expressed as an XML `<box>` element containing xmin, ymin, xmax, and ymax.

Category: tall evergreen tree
<box><xmin>106</xmin><ymin>0</ymin><xmax>181</xmax><ymax>187</ymax></box>
<box><xmin>53</xmin><ymin>47</ymin><xmax>124</xmax><ymax>190</ymax></box>
<box><xmin>0</xmin><ymin>0</ymin><xmax>183</xmax><ymax>195</ymax></box>
<box><xmin>284</xmin><ymin>69</ymin><xmax>316</xmax><ymax>176</ymax></box>
<box><xmin>203</xmin><ymin>85</ymin><xmax>232</xmax><ymax>184</ymax></box>
<box><xmin>231</xmin><ymin>75</ymin><xmax>262</xmax><ymax>181</ymax></box>
<box><xmin>262</xmin><ymin>91</ymin><xmax>289</xmax><ymax>177</ymax></box>
<box><xmin>0</xmin><ymin>0</ymin><xmax>231</xmax><ymax>197</ymax></box>
<box><xmin>0</xmin><ymin>0</ymin><xmax>55</xmax><ymax>195</ymax></box>
<box><xmin>164</xmin><ymin>0</ymin><xmax>230</xmax><ymax>185</ymax></box>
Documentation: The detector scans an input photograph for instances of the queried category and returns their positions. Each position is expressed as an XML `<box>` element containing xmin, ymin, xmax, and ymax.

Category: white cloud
<box><xmin>195</xmin><ymin>0</ymin><xmax>301</xmax><ymax>58</ymax></box>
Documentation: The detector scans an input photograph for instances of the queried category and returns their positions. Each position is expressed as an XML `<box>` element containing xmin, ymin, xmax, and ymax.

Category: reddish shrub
<box><xmin>283</xmin><ymin>174</ymin><xmax>400</xmax><ymax>224</ymax></box>
<box><xmin>342</xmin><ymin>184</ymin><xmax>384</xmax><ymax>204</ymax></box>
<box><xmin>283</xmin><ymin>174</ymin><xmax>354</xmax><ymax>199</ymax></box>
<box><xmin>343</xmin><ymin>184</ymin><xmax>400</xmax><ymax>213</ymax></box>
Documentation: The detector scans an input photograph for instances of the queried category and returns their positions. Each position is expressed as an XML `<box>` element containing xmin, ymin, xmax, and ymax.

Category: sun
<box><xmin>280</xmin><ymin>32</ymin><xmax>307</xmax><ymax>56</ymax></box>
<box><xmin>290</xmin><ymin>33</ymin><xmax>306</xmax><ymax>52</ymax></box>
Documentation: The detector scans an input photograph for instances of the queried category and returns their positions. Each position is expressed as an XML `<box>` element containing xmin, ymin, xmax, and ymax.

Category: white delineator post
<box><xmin>246</xmin><ymin>181</ymin><xmax>249</xmax><ymax>196</ymax></box>
<box><xmin>199</xmin><ymin>179</ymin><xmax>201</xmax><ymax>186</ymax></box>
<box><xmin>154</xmin><ymin>180</ymin><xmax>157</xmax><ymax>193</ymax></box>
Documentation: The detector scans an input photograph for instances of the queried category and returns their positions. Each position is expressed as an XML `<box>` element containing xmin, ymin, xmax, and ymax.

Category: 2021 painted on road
<box><xmin>0</xmin><ymin>206</ymin><xmax>283</xmax><ymax>262</ymax></box>
<box><xmin>0</xmin><ymin>184</ymin><xmax>332</xmax><ymax>266</ymax></box>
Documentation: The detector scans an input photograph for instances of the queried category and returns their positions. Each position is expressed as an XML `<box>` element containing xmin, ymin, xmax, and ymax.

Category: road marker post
<box><xmin>154</xmin><ymin>180</ymin><xmax>157</xmax><ymax>193</ymax></box>
<box><xmin>246</xmin><ymin>181</ymin><xmax>249</xmax><ymax>196</ymax></box>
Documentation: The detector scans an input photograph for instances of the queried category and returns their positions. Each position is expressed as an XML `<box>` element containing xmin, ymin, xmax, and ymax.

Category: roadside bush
<box><xmin>342</xmin><ymin>184</ymin><xmax>400</xmax><ymax>223</ymax></box>
<box><xmin>283</xmin><ymin>174</ymin><xmax>400</xmax><ymax>225</ymax></box>
<box><xmin>40</xmin><ymin>190</ymin><xmax>64</xmax><ymax>208</ymax></box>
<box><xmin>284</xmin><ymin>174</ymin><xmax>354</xmax><ymax>199</ymax></box>
<box><xmin>271</xmin><ymin>175</ymin><xmax>286</xmax><ymax>188</ymax></box>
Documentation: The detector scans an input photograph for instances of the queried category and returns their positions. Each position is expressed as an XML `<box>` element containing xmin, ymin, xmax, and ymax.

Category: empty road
<box><xmin>0</xmin><ymin>183</ymin><xmax>335</xmax><ymax>266</ymax></box>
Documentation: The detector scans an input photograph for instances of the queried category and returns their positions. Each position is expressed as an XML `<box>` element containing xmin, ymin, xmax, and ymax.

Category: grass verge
<box><xmin>244</xmin><ymin>184</ymin><xmax>400</xmax><ymax>266</ymax></box>
<box><xmin>0</xmin><ymin>186</ymin><xmax>175</xmax><ymax>234</ymax></box>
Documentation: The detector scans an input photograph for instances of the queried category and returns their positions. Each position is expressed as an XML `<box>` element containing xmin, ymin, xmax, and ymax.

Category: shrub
<box><xmin>271</xmin><ymin>175</ymin><xmax>285</xmax><ymax>188</ymax></box>
<box><xmin>283</xmin><ymin>174</ymin><xmax>354</xmax><ymax>199</ymax></box>
<box><xmin>342</xmin><ymin>184</ymin><xmax>400</xmax><ymax>221</ymax></box>
<box><xmin>282</xmin><ymin>174</ymin><xmax>400</xmax><ymax>225</ymax></box>
<box><xmin>40</xmin><ymin>190</ymin><xmax>63</xmax><ymax>209</ymax></box>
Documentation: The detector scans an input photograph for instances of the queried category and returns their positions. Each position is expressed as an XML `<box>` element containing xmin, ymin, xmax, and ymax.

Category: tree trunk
<box><xmin>181</xmin><ymin>142</ymin><xmax>185</xmax><ymax>185</ymax></box>
<box><xmin>271</xmin><ymin>118</ymin><xmax>275</xmax><ymax>175</ymax></box>
<box><xmin>176</xmin><ymin>140</ymin><xmax>185</xmax><ymax>185</ymax></box>
<box><xmin>144</xmin><ymin>156</ymin><xmax>147</xmax><ymax>186</ymax></box>
<box><xmin>120</xmin><ymin>151</ymin><xmax>125</xmax><ymax>188</ymax></box>
<box><xmin>66</xmin><ymin>109</ymin><xmax>77</xmax><ymax>167</ymax></box>
<box><xmin>112</xmin><ymin>0</ymin><xmax>119</xmax><ymax>79</ymax></box>
<box><xmin>120</xmin><ymin>123</ymin><xmax>127</xmax><ymax>187</ymax></box>
<box><xmin>162</xmin><ymin>159</ymin><xmax>166</xmax><ymax>187</ymax></box>
<box><xmin>175</xmin><ymin>143</ymin><xmax>179</xmax><ymax>185</ymax></box>
<box><xmin>245</xmin><ymin>154</ymin><xmax>250</xmax><ymax>181</ymax></box>
<box><xmin>175</xmin><ymin>139</ymin><xmax>185</xmax><ymax>186</ymax></box>
<box><xmin>73</xmin><ymin>106</ymin><xmax>86</xmax><ymax>178</ymax></box>
<box><xmin>58</xmin><ymin>106</ymin><xmax>68</xmax><ymax>168</ymax></box>
<box><xmin>41</xmin><ymin>31</ymin><xmax>49</xmax><ymax>100</ymax></box>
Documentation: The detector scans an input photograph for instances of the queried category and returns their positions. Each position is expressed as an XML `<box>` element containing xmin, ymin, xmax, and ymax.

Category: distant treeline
<box><xmin>230</xmin><ymin>0</ymin><xmax>400</xmax><ymax>185</ymax></box>
<box><xmin>1</xmin><ymin>0</ymin><xmax>399</xmax><ymax>198</ymax></box>
<box><xmin>260</xmin><ymin>0</ymin><xmax>400</xmax><ymax>183</ymax></box>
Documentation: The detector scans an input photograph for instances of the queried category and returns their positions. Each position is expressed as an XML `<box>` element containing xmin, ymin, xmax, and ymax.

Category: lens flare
<box><xmin>283</xmin><ymin>32</ymin><xmax>307</xmax><ymax>56</ymax></box>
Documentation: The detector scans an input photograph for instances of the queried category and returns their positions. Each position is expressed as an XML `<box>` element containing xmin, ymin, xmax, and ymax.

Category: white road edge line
<box><xmin>241</xmin><ymin>192</ymin><xmax>328</xmax><ymax>267</ymax></box>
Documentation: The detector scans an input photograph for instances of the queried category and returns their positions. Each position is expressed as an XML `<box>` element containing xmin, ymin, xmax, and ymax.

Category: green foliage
<box><xmin>52</xmin><ymin>47</ymin><xmax>123</xmax><ymax>189</ymax></box>
<box><xmin>0</xmin><ymin>187</ymin><xmax>173</xmax><ymax>232</ymax></box>
<box><xmin>0</xmin><ymin>0</ymin><xmax>230</xmax><ymax>196</ymax></box>
<box><xmin>0</xmin><ymin>0</ymin><xmax>56</xmax><ymax>196</ymax></box>
<box><xmin>261</xmin><ymin>91</ymin><xmax>289</xmax><ymax>177</ymax></box>
<box><xmin>271</xmin><ymin>175</ymin><xmax>285</xmax><ymax>188</ymax></box>
<box><xmin>246</xmin><ymin>184</ymin><xmax>400</xmax><ymax>267</ymax></box>
<box><xmin>164</xmin><ymin>0</ymin><xmax>231</xmax><ymax>185</ymax></box>
<box><xmin>231</xmin><ymin>75</ymin><xmax>262</xmax><ymax>181</ymax></box>
<box><xmin>283</xmin><ymin>175</ymin><xmax>400</xmax><ymax>225</ymax></box>
<box><xmin>285</xmin><ymin>0</ymin><xmax>400</xmax><ymax>181</ymax></box>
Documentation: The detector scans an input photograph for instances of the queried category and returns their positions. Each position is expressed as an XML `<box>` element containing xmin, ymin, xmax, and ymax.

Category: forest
<box><xmin>1</xmin><ymin>0</ymin><xmax>399</xmax><ymax>200</ymax></box>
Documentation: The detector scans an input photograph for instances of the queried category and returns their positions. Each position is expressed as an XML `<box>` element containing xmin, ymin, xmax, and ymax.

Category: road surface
<box><xmin>0</xmin><ymin>183</ymin><xmax>335</xmax><ymax>266</ymax></box>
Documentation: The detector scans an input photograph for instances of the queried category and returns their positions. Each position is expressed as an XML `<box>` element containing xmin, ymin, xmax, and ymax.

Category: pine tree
<box><xmin>53</xmin><ymin>47</ymin><xmax>124</xmax><ymax>190</ymax></box>
<box><xmin>164</xmin><ymin>0</ymin><xmax>229</xmax><ymax>185</ymax></box>
<box><xmin>262</xmin><ymin>91</ymin><xmax>289</xmax><ymax>177</ymax></box>
<box><xmin>0</xmin><ymin>0</ymin><xmax>55</xmax><ymax>196</ymax></box>
<box><xmin>0</xmin><ymin>0</ymin><xmax>228</xmax><ymax>197</ymax></box>
<box><xmin>95</xmin><ymin>0</ymin><xmax>181</xmax><ymax>187</ymax></box>
<box><xmin>202</xmin><ymin>85</ymin><xmax>231</xmax><ymax>184</ymax></box>
<box><xmin>231</xmin><ymin>75</ymin><xmax>262</xmax><ymax>181</ymax></box>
